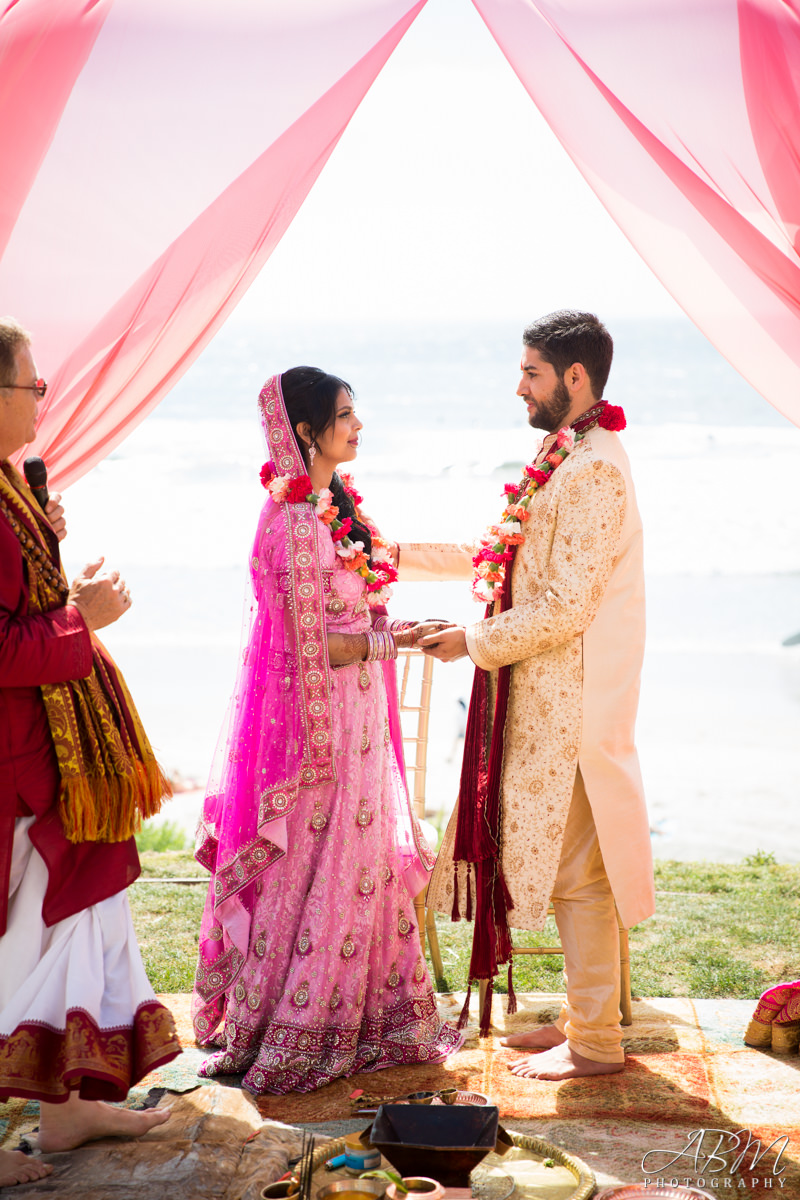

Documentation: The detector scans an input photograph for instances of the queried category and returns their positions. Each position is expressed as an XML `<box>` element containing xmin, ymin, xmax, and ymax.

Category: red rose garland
<box><xmin>259</xmin><ymin>462</ymin><xmax>397</xmax><ymax>606</ymax></box>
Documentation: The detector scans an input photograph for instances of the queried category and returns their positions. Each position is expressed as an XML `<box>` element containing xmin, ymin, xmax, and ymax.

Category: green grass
<box><xmin>130</xmin><ymin>854</ymin><xmax>800</xmax><ymax>997</ymax></box>
<box><xmin>129</xmin><ymin>851</ymin><xmax>208</xmax><ymax>992</ymax></box>
<box><xmin>135</xmin><ymin>819</ymin><xmax>193</xmax><ymax>853</ymax></box>
<box><xmin>138</xmin><ymin>849</ymin><xmax>205</xmax><ymax>878</ymax></box>
<box><xmin>428</xmin><ymin>858</ymin><xmax>800</xmax><ymax>999</ymax></box>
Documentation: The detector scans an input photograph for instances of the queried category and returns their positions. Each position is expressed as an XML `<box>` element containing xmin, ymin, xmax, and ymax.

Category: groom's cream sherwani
<box><xmin>400</xmin><ymin>424</ymin><xmax>654</xmax><ymax>937</ymax></box>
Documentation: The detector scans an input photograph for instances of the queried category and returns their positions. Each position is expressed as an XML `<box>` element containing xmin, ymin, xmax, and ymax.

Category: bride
<box><xmin>192</xmin><ymin>367</ymin><xmax>461</xmax><ymax>1094</ymax></box>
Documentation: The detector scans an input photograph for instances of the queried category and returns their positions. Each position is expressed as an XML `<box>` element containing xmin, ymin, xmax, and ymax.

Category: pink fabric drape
<box><xmin>4</xmin><ymin>0</ymin><xmax>800</xmax><ymax>476</ymax></box>
<box><xmin>0</xmin><ymin>0</ymin><xmax>426</xmax><ymax>488</ymax></box>
<box><xmin>473</xmin><ymin>0</ymin><xmax>800</xmax><ymax>427</ymax></box>
<box><xmin>0</xmin><ymin>0</ymin><xmax>110</xmax><ymax>263</ymax></box>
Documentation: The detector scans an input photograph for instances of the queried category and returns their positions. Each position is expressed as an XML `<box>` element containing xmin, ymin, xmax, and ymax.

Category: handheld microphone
<box><xmin>23</xmin><ymin>456</ymin><xmax>49</xmax><ymax>511</ymax></box>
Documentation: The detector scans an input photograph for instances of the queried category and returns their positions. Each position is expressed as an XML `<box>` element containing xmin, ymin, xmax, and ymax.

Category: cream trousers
<box><xmin>550</xmin><ymin>769</ymin><xmax>624</xmax><ymax>1063</ymax></box>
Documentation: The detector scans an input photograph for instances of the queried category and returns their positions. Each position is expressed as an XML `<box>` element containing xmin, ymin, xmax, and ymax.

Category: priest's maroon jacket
<box><xmin>0</xmin><ymin>499</ymin><xmax>140</xmax><ymax>936</ymax></box>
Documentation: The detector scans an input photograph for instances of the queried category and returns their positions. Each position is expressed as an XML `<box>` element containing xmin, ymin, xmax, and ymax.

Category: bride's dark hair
<box><xmin>281</xmin><ymin>365</ymin><xmax>372</xmax><ymax>558</ymax></box>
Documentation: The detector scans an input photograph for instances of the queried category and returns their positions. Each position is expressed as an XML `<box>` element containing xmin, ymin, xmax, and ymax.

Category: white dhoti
<box><xmin>0</xmin><ymin>818</ymin><xmax>180</xmax><ymax>1102</ymax></box>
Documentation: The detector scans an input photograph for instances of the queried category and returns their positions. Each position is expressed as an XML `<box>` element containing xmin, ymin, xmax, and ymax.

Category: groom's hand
<box><xmin>419</xmin><ymin>626</ymin><xmax>468</xmax><ymax>662</ymax></box>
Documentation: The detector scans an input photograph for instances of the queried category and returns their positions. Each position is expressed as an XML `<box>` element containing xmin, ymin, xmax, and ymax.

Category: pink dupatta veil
<box><xmin>193</xmin><ymin>375</ymin><xmax>337</xmax><ymax>1037</ymax></box>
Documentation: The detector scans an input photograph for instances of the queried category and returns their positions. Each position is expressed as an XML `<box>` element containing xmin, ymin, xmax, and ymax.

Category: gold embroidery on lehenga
<box><xmin>356</xmin><ymin>798</ymin><xmax>373</xmax><ymax>830</ymax></box>
<box><xmin>358</xmin><ymin>868</ymin><xmax>376</xmax><ymax>898</ymax></box>
<box><xmin>291</xmin><ymin>982</ymin><xmax>310</xmax><ymax>1008</ymax></box>
<box><xmin>397</xmin><ymin>910</ymin><xmax>412</xmax><ymax>938</ymax></box>
<box><xmin>310</xmin><ymin>802</ymin><xmax>328</xmax><ymax>834</ymax></box>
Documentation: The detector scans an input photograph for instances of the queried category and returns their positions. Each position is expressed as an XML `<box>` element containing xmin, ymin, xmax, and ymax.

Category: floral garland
<box><xmin>472</xmin><ymin>401</ymin><xmax>626</xmax><ymax>604</ymax></box>
<box><xmin>259</xmin><ymin>462</ymin><xmax>398</xmax><ymax>606</ymax></box>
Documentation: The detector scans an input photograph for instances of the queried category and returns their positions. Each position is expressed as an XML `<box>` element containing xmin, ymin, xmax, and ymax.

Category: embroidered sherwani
<box><xmin>403</xmin><ymin>425</ymin><xmax>655</xmax><ymax>935</ymax></box>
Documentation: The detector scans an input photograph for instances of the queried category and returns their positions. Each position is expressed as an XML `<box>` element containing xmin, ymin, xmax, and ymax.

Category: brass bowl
<box><xmin>406</xmin><ymin>1092</ymin><xmax>434</xmax><ymax>1105</ymax></box>
<box><xmin>317</xmin><ymin>1180</ymin><xmax>387</xmax><ymax>1200</ymax></box>
<box><xmin>260</xmin><ymin>1185</ymin><xmax>294</xmax><ymax>1200</ymax></box>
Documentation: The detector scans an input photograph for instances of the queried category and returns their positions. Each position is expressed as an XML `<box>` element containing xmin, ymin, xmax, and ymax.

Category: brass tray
<box><xmin>307</xmin><ymin>1130</ymin><xmax>595</xmax><ymax>1200</ymax></box>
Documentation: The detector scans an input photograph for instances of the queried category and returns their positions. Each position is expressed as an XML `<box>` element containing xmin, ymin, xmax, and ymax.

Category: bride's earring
<box><xmin>308</xmin><ymin>443</ymin><xmax>317</xmax><ymax>466</ymax></box>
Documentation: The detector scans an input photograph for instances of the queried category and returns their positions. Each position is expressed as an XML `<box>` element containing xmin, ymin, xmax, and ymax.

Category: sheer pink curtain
<box><xmin>4</xmin><ymin>0</ymin><xmax>800</xmax><ymax>479</ymax></box>
<box><xmin>473</xmin><ymin>0</ymin><xmax>800</xmax><ymax>427</ymax></box>
<box><xmin>0</xmin><ymin>0</ymin><xmax>427</xmax><ymax>488</ymax></box>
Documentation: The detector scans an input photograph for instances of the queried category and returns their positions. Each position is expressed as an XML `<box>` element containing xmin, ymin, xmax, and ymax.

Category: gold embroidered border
<box><xmin>0</xmin><ymin>1002</ymin><xmax>180</xmax><ymax>1103</ymax></box>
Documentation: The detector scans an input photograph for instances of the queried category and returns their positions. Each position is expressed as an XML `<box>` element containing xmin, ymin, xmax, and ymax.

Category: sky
<box><xmin>236</xmin><ymin>0</ymin><xmax>684</xmax><ymax>327</ymax></box>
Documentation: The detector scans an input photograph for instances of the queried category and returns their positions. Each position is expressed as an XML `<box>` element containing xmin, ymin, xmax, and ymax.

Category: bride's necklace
<box><xmin>472</xmin><ymin>400</ymin><xmax>626</xmax><ymax>604</ymax></box>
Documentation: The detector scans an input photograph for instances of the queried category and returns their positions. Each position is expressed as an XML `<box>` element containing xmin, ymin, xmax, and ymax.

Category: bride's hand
<box><xmin>394</xmin><ymin>619</ymin><xmax>455</xmax><ymax>650</ymax></box>
<box><xmin>326</xmin><ymin>631</ymin><xmax>368</xmax><ymax>665</ymax></box>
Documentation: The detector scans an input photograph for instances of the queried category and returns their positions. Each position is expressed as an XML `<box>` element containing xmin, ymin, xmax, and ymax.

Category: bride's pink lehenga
<box><xmin>192</xmin><ymin>376</ymin><xmax>461</xmax><ymax>1094</ymax></box>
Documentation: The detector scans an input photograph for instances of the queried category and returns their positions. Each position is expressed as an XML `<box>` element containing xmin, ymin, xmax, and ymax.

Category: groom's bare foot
<box><xmin>508</xmin><ymin>1042</ymin><xmax>624</xmax><ymax>1080</ymax></box>
<box><xmin>37</xmin><ymin>1095</ymin><xmax>171</xmax><ymax>1153</ymax></box>
<box><xmin>0</xmin><ymin>1149</ymin><xmax>53</xmax><ymax>1187</ymax></box>
<box><xmin>500</xmin><ymin>1023</ymin><xmax>566</xmax><ymax>1049</ymax></box>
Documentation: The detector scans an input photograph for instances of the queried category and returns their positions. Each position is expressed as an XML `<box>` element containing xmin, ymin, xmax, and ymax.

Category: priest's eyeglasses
<box><xmin>2</xmin><ymin>378</ymin><xmax>47</xmax><ymax>398</ymax></box>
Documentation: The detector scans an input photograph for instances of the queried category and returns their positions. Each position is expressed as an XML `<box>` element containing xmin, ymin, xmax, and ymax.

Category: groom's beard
<box><xmin>526</xmin><ymin>378</ymin><xmax>572</xmax><ymax>433</ymax></box>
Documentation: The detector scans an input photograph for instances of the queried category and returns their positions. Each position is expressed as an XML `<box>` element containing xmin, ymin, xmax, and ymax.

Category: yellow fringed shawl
<box><xmin>0</xmin><ymin>462</ymin><xmax>171</xmax><ymax>842</ymax></box>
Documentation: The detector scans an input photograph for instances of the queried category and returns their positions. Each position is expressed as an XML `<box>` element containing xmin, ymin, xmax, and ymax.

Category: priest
<box><xmin>0</xmin><ymin>317</ymin><xmax>180</xmax><ymax>1186</ymax></box>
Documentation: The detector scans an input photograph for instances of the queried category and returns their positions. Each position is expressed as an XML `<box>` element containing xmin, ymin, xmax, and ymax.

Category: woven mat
<box><xmin>3</xmin><ymin>993</ymin><xmax>799</xmax><ymax>1199</ymax></box>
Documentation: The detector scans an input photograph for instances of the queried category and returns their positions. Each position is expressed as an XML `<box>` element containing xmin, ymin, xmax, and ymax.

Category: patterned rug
<box><xmin>2</xmin><ymin>992</ymin><xmax>798</xmax><ymax>1198</ymax></box>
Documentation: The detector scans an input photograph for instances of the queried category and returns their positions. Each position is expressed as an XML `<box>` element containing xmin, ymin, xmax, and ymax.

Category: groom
<box><xmin>418</xmin><ymin>310</ymin><xmax>654</xmax><ymax>1080</ymax></box>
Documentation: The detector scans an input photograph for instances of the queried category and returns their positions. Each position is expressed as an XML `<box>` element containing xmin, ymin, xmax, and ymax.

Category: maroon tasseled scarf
<box><xmin>452</xmin><ymin>569</ymin><xmax>518</xmax><ymax>1035</ymax></box>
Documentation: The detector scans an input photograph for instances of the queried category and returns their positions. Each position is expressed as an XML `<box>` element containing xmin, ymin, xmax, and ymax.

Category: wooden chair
<box><xmin>396</xmin><ymin>648</ymin><xmax>443</xmax><ymax>975</ymax></box>
<box><xmin>475</xmin><ymin>916</ymin><xmax>633</xmax><ymax>1027</ymax></box>
<box><xmin>396</xmin><ymin>648</ymin><xmax>632</xmax><ymax>1028</ymax></box>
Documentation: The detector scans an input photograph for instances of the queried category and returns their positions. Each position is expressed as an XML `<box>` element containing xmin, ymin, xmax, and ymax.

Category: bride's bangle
<box><xmin>364</xmin><ymin>630</ymin><xmax>398</xmax><ymax>662</ymax></box>
<box><xmin>372</xmin><ymin>617</ymin><xmax>414</xmax><ymax>634</ymax></box>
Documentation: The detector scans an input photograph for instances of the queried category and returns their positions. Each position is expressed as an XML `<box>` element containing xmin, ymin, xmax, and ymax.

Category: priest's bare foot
<box><xmin>0</xmin><ymin>1149</ymin><xmax>53</xmax><ymax>1187</ymax></box>
<box><xmin>508</xmin><ymin>1042</ymin><xmax>624</xmax><ymax>1080</ymax></box>
<box><xmin>500</xmin><ymin>1023</ymin><xmax>566</xmax><ymax>1049</ymax></box>
<box><xmin>37</xmin><ymin>1093</ymin><xmax>171</xmax><ymax>1152</ymax></box>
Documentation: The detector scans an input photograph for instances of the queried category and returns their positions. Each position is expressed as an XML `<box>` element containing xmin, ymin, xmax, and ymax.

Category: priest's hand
<box><xmin>419</xmin><ymin>625</ymin><xmax>469</xmax><ymax>662</ymax></box>
<box><xmin>45</xmin><ymin>492</ymin><xmax>67</xmax><ymax>542</ymax></box>
<box><xmin>67</xmin><ymin>556</ymin><xmax>132</xmax><ymax>630</ymax></box>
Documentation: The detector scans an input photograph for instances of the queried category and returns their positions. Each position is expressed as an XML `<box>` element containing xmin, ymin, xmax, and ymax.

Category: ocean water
<box><xmin>61</xmin><ymin>316</ymin><xmax>800</xmax><ymax>862</ymax></box>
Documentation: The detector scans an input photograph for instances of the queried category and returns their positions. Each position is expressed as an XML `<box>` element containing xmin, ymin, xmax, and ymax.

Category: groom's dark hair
<box><xmin>523</xmin><ymin>310</ymin><xmax>613</xmax><ymax>400</ymax></box>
